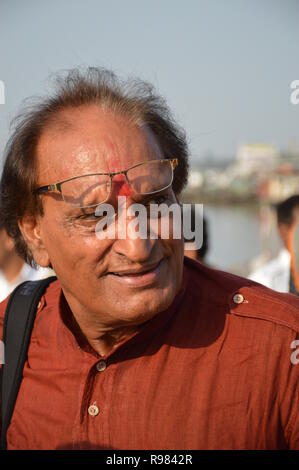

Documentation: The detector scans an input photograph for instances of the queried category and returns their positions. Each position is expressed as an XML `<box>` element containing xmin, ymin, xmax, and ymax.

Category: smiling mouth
<box><xmin>106</xmin><ymin>259</ymin><xmax>164</xmax><ymax>287</ymax></box>
<box><xmin>108</xmin><ymin>260</ymin><xmax>163</xmax><ymax>277</ymax></box>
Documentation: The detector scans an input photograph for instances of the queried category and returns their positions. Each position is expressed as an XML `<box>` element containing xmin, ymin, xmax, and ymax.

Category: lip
<box><xmin>107</xmin><ymin>259</ymin><xmax>163</xmax><ymax>287</ymax></box>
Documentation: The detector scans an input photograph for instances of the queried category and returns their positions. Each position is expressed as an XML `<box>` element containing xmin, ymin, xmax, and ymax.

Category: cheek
<box><xmin>39</xmin><ymin>214</ymin><xmax>112</xmax><ymax>272</ymax></box>
<box><xmin>162</xmin><ymin>237</ymin><xmax>184</xmax><ymax>264</ymax></box>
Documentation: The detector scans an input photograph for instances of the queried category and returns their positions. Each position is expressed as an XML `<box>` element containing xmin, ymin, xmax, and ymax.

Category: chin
<box><xmin>118</xmin><ymin>286</ymin><xmax>177</xmax><ymax>324</ymax></box>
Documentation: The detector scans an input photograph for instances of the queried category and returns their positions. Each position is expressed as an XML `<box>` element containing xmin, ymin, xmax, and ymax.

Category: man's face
<box><xmin>34</xmin><ymin>106</ymin><xmax>184</xmax><ymax>327</ymax></box>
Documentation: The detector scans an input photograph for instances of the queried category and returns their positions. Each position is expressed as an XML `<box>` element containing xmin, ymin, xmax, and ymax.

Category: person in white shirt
<box><xmin>0</xmin><ymin>226</ymin><xmax>52</xmax><ymax>302</ymax></box>
<box><xmin>249</xmin><ymin>195</ymin><xmax>299</xmax><ymax>294</ymax></box>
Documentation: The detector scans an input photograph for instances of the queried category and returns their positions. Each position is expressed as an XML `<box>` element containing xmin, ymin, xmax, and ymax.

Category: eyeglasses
<box><xmin>35</xmin><ymin>158</ymin><xmax>178</xmax><ymax>208</ymax></box>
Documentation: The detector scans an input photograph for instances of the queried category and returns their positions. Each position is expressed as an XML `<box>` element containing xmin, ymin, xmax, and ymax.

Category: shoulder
<box><xmin>0</xmin><ymin>277</ymin><xmax>60</xmax><ymax>341</ymax></box>
<box><xmin>183</xmin><ymin>256</ymin><xmax>299</xmax><ymax>334</ymax></box>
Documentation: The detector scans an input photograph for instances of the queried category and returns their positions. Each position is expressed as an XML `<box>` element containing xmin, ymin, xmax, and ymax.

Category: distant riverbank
<box><xmin>182</xmin><ymin>189</ymin><xmax>259</xmax><ymax>206</ymax></box>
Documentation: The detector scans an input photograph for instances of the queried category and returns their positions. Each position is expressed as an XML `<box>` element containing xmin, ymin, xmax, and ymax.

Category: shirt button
<box><xmin>96</xmin><ymin>360</ymin><xmax>107</xmax><ymax>372</ymax></box>
<box><xmin>88</xmin><ymin>404</ymin><xmax>99</xmax><ymax>417</ymax></box>
<box><xmin>233</xmin><ymin>293</ymin><xmax>244</xmax><ymax>304</ymax></box>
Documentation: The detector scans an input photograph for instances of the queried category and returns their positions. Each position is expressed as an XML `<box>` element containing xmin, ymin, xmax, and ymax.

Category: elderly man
<box><xmin>0</xmin><ymin>68</ymin><xmax>298</xmax><ymax>450</ymax></box>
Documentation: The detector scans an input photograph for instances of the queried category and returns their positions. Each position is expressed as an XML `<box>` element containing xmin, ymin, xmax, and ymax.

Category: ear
<box><xmin>18</xmin><ymin>215</ymin><xmax>51</xmax><ymax>267</ymax></box>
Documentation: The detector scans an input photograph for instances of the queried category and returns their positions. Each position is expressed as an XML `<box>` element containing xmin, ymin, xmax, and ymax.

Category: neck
<box><xmin>86</xmin><ymin>325</ymin><xmax>143</xmax><ymax>357</ymax></box>
<box><xmin>0</xmin><ymin>254</ymin><xmax>24</xmax><ymax>283</ymax></box>
<box><xmin>61</xmin><ymin>291</ymin><xmax>143</xmax><ymax>357</ymax></box>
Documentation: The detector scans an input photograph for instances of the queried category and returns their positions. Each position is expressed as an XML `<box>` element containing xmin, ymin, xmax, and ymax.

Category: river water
<box><xmin>202</xmin><ymin>203</ymin><xmax>282</xmax><ymax>276</ymax></box>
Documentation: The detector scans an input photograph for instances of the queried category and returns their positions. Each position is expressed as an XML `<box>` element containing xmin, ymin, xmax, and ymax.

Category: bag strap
<box><xmin>0</xmin><ymin>275</ymin><xmax>57</xmax><ymax>450</ymax></box>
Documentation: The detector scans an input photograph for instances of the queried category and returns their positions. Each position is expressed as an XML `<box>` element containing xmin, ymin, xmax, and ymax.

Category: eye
<box><xmin>145</xmin><ymin>195</ymin><xmax>168</xmax><ymax>206</ymax></box>
<box><xmin>80</xmin><ymin>212</ymin><xmax>103</xmax><ymax>222</ymax></box>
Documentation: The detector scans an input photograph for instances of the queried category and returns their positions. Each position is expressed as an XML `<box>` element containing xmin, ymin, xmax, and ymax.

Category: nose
<box><xmin>113</xmin><ymin>235</ymin><xmax>157</xmax><ymax>264</ymax></box>
<box><xmin>111</xmin><ymin>174</ymin><xmax>133</xmax><ymax>197</ymax></box>
<box><xmin>111</xmin><ymin>194</ymin><xmax>158</xmax><ymax>263</ymax></box>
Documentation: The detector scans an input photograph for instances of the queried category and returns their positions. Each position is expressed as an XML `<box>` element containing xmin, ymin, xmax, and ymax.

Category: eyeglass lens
<box><xmin>60</xmin><ymin>159</ymin><xmax>174</xmax><ymax>208</ymax></box>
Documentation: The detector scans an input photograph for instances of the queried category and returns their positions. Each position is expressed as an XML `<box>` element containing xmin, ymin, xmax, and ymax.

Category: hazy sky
<box><xmin>0</xmin><ymin>0</ymin><xmax>298</xmax><ymax>164</ymax></box>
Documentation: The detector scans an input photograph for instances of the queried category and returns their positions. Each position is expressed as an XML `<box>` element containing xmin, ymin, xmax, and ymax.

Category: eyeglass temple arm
<box><xmin>171</xmin><ymin>158</ymin><xmax>178</xmax><ymax>169</ymax></box>
<box><xmin>35</xmin><ymin>183</ymin><xmax>62</xmax><ymax>194</ymax></box>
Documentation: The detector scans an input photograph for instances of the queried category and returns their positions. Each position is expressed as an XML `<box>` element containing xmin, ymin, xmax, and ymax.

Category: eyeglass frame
<box><xmin>34</xmin><ymin>158</ymin><xmax>179</xmax><ymax>207</ymax></box>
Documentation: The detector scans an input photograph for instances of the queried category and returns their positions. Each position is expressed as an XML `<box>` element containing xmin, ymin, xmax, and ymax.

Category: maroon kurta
<box><xmin>1</xmin><ymin>257</ymin><xmax>298</xmax><ymax>449</ymax></box>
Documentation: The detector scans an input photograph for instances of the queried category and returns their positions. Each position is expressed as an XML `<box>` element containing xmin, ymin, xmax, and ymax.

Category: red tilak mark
<box><xmin>118</xmin><ymin>183</ymin><xmax>133</xmax><ymax>196</ymax></box>
<box><xmin>112</xmin><ymin>176</ymin><xmax>133</xmax><ymax>197</ymax></box>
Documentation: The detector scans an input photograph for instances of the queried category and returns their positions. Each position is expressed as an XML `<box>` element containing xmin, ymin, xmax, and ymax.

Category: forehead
<box><xmin>36</xmin><ymin>105</ymin><xmax>163</xmax><ymax>184</ymax></box>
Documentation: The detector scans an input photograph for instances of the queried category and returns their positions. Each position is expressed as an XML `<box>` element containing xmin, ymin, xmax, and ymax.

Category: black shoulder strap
<box><xmin>0</xmin><ymin>275</ymin><xmax>57</xmax><ymax>450</ymax></box>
